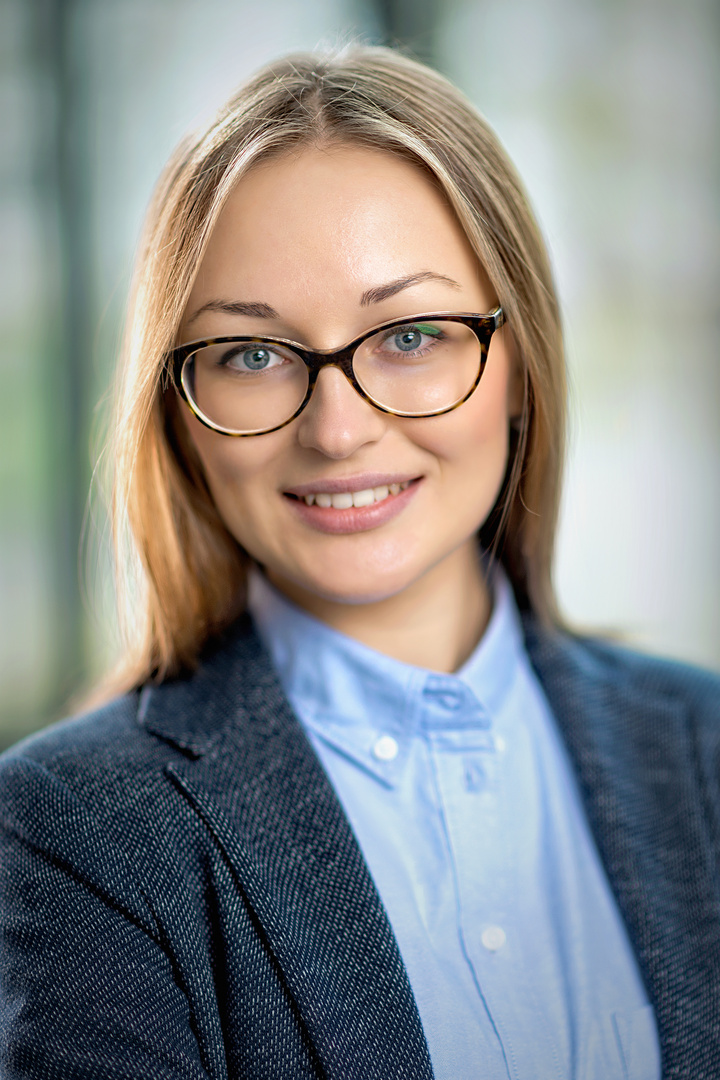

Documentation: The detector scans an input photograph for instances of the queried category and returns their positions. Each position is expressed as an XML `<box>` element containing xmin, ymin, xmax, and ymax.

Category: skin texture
<box><xmin>180</xmin><ymin>145</ymin><xmax>522</xmax><ymax>672</ymax></box>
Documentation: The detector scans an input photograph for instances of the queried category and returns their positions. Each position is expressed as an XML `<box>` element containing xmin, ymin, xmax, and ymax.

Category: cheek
<box><xmin>187</xmin><ymin>424</ymin><xmax>246</xmax><ymax>488</ymax></box>
<box><xmin>181</xmin><ymin>413</ymin><xmax>278</xmax><ymax>529</ymax></box>
<box><xmin>415</xmin><ymin>344</ymin><xmax>514</xmax><ymax>469</ymax></box>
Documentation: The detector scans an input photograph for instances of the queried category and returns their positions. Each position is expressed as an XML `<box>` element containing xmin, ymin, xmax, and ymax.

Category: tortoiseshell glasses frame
<box><xmin>168</xmin><ymin>306</ymin><xmax>505</xmax><ymax>437</ymax></box>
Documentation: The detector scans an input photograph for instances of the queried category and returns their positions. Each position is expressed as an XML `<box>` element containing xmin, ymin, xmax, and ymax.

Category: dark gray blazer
<box><xmin>0</xmin><ymin>614</ymin><xmax>718</xmax><ymax>1079</ymax></box>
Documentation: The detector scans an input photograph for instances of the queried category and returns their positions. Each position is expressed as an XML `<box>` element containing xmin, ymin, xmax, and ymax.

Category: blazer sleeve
<box><xmin>0</xmin><ymin>753</ymin><xmax>214</xmax><ymax>1080</ymax></box>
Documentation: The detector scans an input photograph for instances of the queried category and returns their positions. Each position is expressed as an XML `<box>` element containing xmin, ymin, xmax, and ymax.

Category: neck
<box><xmin>267</xmin><ymin>542</ymin><xmax>492</xmax><ymax>673</ymax></box>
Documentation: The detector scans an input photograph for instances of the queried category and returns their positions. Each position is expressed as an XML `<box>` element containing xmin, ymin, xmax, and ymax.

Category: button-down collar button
<box><xmin>423</xmin><ymin>679</ymin><xmax>464</xmax><ymax>710</ymax></box>
<box><xmin>494</xmin><ymin>735</ymin><xmax>506</xmax><ymax>752</ymax></box>
<box><xmin>481</xmin><ymin>926</ymin><xmax>507</xmax><ymax>951</ymax></box>
<box><xmin>372</xmin><ymin>734</ymin><xmax>399</xmax><ymax>761</ymax></box>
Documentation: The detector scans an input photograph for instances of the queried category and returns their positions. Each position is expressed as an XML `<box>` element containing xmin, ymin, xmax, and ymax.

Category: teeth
<box><xmin>301</xmin><ymin>482</ymin><xmax>409</xmax><ymax>508</ymax></box>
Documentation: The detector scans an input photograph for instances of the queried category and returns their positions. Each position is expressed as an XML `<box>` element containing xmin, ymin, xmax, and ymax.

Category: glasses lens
<box><xmin>353</xmin><ymin>319</ymin><xmax>483</xmax><ymax>415</ymax></box>
<box><xmin>181</xmin><ymin>340</ymin><xmax>309</xmax><ymax>434</ymax></box>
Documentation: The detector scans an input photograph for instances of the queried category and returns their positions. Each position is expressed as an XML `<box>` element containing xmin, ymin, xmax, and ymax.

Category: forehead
<box><xmin>220</xmin><ymin>143</ymin><xmax>455</xmax><ymax>236</ymax></box>
<box><xmin>185</xmin><ymin>144</ymin><xmax>485</xmax><ymax>323</ymax></box>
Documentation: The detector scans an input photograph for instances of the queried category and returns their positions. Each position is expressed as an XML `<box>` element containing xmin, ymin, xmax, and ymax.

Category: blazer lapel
<box><xmin>139</xmin><ymin>619</ymin><xmax>433</xmax><ymax>1080</ymax></box>
<box><xmin>524</xmin><ymin>618</ymin><xmax>720</xmax><ymax>1075</ymax></box>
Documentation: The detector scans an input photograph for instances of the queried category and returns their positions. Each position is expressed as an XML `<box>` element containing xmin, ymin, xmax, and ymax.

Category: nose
<box><xmin>295</xmin><ymin>365</ymin><xmax>386</xmax><ymax>458</ymax></box>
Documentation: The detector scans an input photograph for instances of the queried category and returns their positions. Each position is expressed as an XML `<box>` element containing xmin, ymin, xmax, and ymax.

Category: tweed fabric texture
<box><xmin>0</xmin><ymin>612</ymin><xmax>718</xmax><ymax>1078</ymax></box>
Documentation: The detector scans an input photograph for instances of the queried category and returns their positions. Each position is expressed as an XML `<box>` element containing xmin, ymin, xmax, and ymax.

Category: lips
<box><xmin>283</xmin><ymin>476</ymin><xmax>422</xmax><ymax>534</ymax></box>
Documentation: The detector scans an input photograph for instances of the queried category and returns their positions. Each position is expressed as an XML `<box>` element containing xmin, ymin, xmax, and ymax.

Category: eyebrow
<box><xmin>186</xmin><ymin>299</ymin><xmax>279</xmax><ymax>325</ymax></box>
<box><xmin>360</xmin><ymin>271</ymin><xmax>462</xmax><ymax>306</ymax></box>
<box><xmin>186</xmin><ymin>271</ymin><xmax>462</xmax><ymax>326</ymax></box>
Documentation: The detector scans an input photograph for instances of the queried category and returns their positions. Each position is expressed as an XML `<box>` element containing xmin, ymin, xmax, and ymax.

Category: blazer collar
<box><xmin>136</xmin><ymin>615</ymin><xmax>264</xmax><ymax>757</ymax></box>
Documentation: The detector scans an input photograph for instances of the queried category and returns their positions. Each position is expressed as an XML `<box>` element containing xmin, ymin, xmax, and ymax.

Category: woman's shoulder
<box><xmin>522</xmin><ymin>617</ymin><xmax>720</xmax><ymax>837</ymax></box>
<box><xmin>523</xmin><ymin>613</ymin><xmax>720</xmax><ymax>729</ymax></box>
<box><xmin>0</xmin><ymin>619</ymin><xmax>272</xmax><ymax>841</ymax></box>
<box><xmin>0</xmin><ymin>692</ymin><xmax>168</xmax><ymax>852</ymax></box>
<box><xmin>0</xmin><ymin>612</ymin><xmax>262</xmax><ymax>774</ymax></box>
<box><xmin>0</xmin><ymin>623</ymin><xmax>299</xmax><ymax>944</ymax></box>
<box><xmin>1</xmin><ymin>690</ymin><xmax>140</xmax><ymax>764</ymax></box>
<box><xmin>0</xmin><ymin>684</ymin><xmax>172</xmax><ymax>779</ymax></box>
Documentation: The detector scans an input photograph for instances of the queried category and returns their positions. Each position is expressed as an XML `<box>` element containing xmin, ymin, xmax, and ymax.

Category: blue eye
<box><xmin>394</xmin><ymin>330</ymin><xmax>424</xmax><ymax>352</ymax></box>
<box><xmin>378</xmin><ymin>322</ymin><xmax>445</xmax><ymax>358</ymax></box>
<box><xmin>219</xmin><ymin>345</ymin><xmax>284</xmax><ymax>372</ymax></box>
<box><xmin>241</xmin><ymin>348</ymin><xmax>272</xmax><ymax>370</ymax></box>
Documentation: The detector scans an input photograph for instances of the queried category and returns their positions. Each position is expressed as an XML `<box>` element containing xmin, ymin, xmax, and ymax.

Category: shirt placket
<box><xmin>420</xmin><ymin>676</ymin><xmax>516</xmax><ymax>1075</ymax></box>
<box><xmin>422</xmin><ymin>674</ymin><xmax>570</xmax><ymax>1080</ymax></box>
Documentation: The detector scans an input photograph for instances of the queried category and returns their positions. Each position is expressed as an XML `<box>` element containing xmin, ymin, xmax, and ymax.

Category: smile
<box><xmin>300</xmin><ymin>482</ymin><xmax>410</xmax><ymax>508</ymax></box>
<box><xmin>283</xmin><ymin>476</ymin><xmax>421</xmax><ymax>534</ymax></box>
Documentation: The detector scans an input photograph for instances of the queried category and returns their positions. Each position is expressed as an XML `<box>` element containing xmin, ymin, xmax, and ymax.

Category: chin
<box><xmin>273</xmin><ymin>560</ymin><xmax>420</xmax><ymax>609</ymax></box>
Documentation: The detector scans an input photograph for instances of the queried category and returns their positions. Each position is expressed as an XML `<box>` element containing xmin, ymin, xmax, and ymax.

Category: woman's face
<box><xmin>179</xmin><ymin>144</ymin><xmax>522</xmax><ymax>611</ymax></box>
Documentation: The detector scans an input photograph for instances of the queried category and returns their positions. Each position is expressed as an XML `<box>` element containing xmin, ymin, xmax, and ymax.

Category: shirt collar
<box><xmin>247</xmin><ymin>565</ymin><xmax>524</xmax><ymax>786</ymax></box>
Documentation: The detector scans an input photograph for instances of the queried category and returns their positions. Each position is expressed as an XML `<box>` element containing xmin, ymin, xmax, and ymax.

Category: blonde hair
<box><xmin>107</xmin><ymin>45</ymin><xmax>566</xmax><ymax>693</ymax></box>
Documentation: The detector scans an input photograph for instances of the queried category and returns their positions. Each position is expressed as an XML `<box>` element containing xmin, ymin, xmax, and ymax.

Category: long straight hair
<box><xmin>105</xmin><ymin>45</ymin><xmax>566</xmax><ymax>695</ymax></box>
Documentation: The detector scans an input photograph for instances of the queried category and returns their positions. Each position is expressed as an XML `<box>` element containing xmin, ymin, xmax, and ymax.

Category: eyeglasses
<box><xmin>169</xmin><ymin>307</ymin><xmax>504</xmax><ymax>437</ymax></box>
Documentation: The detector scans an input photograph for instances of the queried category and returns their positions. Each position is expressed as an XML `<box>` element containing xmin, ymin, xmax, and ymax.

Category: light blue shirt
<box><xmin>248</xmin><ymin>569</ymin><xmax>661</xmax><ymax>1080</ymax></box>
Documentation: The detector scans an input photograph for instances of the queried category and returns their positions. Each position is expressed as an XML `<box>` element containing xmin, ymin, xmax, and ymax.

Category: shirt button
<box><xmin>481</xmin><ymin>926</ymin><xmax>507</xmax><ymax>952</ymax></box>
<box><xmin>372</xmin><ymin>735</ymin><xmax>399</xmax><ymax>761</ymax></box>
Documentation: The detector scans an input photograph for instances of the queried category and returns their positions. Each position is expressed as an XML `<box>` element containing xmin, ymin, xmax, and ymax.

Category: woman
<box><xmin>0</xmin><ymin>46</ymin><xmax>718</xmax><ymax>1080</ymax></box>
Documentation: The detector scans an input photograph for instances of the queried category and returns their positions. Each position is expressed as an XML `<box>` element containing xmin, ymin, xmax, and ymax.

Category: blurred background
<box><xmin>1</xmin><ymin>0</ymin><xmax>718</xmax><ymax>750</ymax></box>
